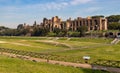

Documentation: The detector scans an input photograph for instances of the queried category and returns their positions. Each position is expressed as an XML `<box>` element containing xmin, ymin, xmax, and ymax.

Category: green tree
<box><xmin>17</xmin><ymin>24</ymin><xmax>24</xmax><ymax>30</ymax></box>
<box><xmin>32</xmin><ymin>27</ymin><xmax>49</xmax><ymax>36</ymax></box>
<box><xmin>77</xmin><ymin>26</ymin><xmax>88</xmax><ymax>37</ymax></box>
<box><xmin>53</xmin><ymin>28</ymin><xmax>61</xmax><ymax>36</ymax></box>
<box><xmin>92</xmin><ymin>15</ymin><xmax>104</xmax><ymax>18</ymax></box>
<box><xmin>107</xmin><ymin>15</ymin><xmax>120</xmax><ymax>23</ymax></box>
<box><xmin>59</xmin><ymin>29</ymin><xmax>68</xmax><ymax>37</ymax></box>
<box><xmin>108</xmin><ymin>22</ymin><xmax>120</xmax><ymax>30</ymax></box>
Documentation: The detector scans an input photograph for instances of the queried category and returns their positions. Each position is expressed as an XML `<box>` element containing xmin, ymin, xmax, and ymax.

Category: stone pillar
<box><xmin>81</xmin><ymin>20</ymin><xmax>83</xmax><ymax>26</ymax></box>
<box><xmin>74</xmin><ymin>21</ymin><xmax>77</xmax><ymax>31</ymax></box>
<box><xmin>87</xmin><ymin>20</ymin><xmax>90</xmax><ymax>31</ymax></box>
<box><xmin>92</xmin><ymin>20</ymin><xmax>95</xmax><ymax>30</ymax></box>
<box><xmin>78</xmin><ymin>20</ymin><xmax>80</xmax><ymax>27</ymax></box>
<box><xmin>99</xmin><ymin>18</ymin><xmax>102</xmax><ymax>30</ymax></box>
<box><xmin>102</xmin><ymin>19</ymin><xmax>107</xmax><ymax>30</ymax></box>
<box><xmin>71</xmin><ymin>21</ymin><xmax>74</xmax><ymax>31</ymax></box>
<box><xmin>85</xmin><ymin>20</ymin><xmax>87</xmax><ymax>26</ymax></box>
<box><xmin>104</xmin><ymin>19</ymin><xmax>107</xmax><ymax>30</ymax></box>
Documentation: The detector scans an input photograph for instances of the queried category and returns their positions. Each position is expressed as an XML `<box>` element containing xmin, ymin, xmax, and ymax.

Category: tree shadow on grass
<box><xmin>80</xmin><ymin>68</ymin><xmax>110</xmax><ymax>73</ymax></box>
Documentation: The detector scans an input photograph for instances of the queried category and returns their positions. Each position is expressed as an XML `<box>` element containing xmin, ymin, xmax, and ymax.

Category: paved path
<box><xmin>0</xmin><ymin>52</ymin><xmax>120</xmax><ymax>73</ymax></box>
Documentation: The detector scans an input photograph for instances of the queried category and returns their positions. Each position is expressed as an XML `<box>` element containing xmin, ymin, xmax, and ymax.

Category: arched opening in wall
<box><xmin>90</xmin><ymin>20</ymin><xmax>92</xmax><ymax>26</ymax></box>
<box><xmin>117</xmin><ymin>33</ymin><xmax>120</xmax><ymax>35</ymax></box>
<box><xmin>48</xmin><ymin>24</ymin><xmax>50</xmax><ymax>28</ymax></box>
<box><xmin>90</xmin><ymin>26</ymin><xmax>93</xmax><ymax>30</ymax></box>
<box><xmin>83</xmin><ymin>20</ymin><xmax>85</xmax><ymax>25</ymax></box>
<box><xmin>94</xmin><ymin>20</ymin><xmax>98</xmax><ymax>25</ymax></box>
<box><xmin>109</xmin><ymin>32</ymin><xmax>113</xmax><ymax>35</ymax></box>
<box><xmin>69</xmin><ymin>24</ymin><xmax>73</xmax><ymax>31</ymax></box>
<box><xmin>94</xmin><ymin>25</ymin><xmax>98</xmax><ymax>30</ymax></box>
<box><xmin>80</xmin><ymin>21</ymin><xmax>82</xmax><ymax>26</ymax></box>
<box><xmin>60</xmin><ymin>24</ymin><xmax>63</xmax><ymax>29</ymax></box>
<box><xmin>102</xmin><ymin>20</ymin><xmax>105</xmax><ymax>30</ymax></box>
<box><xmin>108</xmin><ymin>32</ymin><xmax>114</xmax><ymax>38</ymax></box>
<box><xmin>69</xmin><ymin>28</ymin><xmax>72</xmax><ymax>31</ymax></box>
<box><xmin>64</xmin><ymin>23</ymin><xmax>66</xmax><ymax>28</ymax></box>
<box><xmin>86</xmin><ymin>20</ymin><xmax>88</xmax><ymax>26</ymax></box>
<box><xmin>94</xmin><ymin>20</ymin><xmax>98</xmax><ymax>30</ymax></box>
<box><xmin>51</xmin><ymin>24</ymin><xmax>54</xmax><ymax>31</ymax></box>
<box><xmin>117</xmin><ymin>33</ymin><xmax>120</xmax><ymax>38</ymax></box>
<box><xmin>55</xmin><ymin>25</ymin><xmax>57</xmax><ymax>28</ymax></box>
<box><xmin>76</xmin><ymin>21</ymin><xmax>79</xmax><ymax>27</ymax></box>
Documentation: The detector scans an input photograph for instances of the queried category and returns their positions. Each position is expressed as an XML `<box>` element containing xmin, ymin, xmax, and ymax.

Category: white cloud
<box><xmin>85</xmin><ymin>7</ymin><xmax>102</xmax><ymax>12</ymax></box>
<box><xmin>0</xmin><ymin>0</ymin><xmax>94</xmax><ymax>28</ymax></box>
<box><xmin>25</xmin><ymin>0</ymin><xmax>92</xmax><ymax>10</ymax></box>
<box><xmin>70</xmin><ymin>0</ymin><xmax>92</xmax><ymax>5</ymax></box>
<box><xmin>44</xmin><ymin>2</ymin><xmax>68</xmax><ymax>10</ymax></box>
<box><xmin>17</xmin><ymin>1</ymin><xmax>69</xmax><ymax>11</ymax></box>
<box><xmin>44</xmin><ymin>0</ymin><xmax>93</xmax><ymax>10</ymax></box>
<box><xmin>74</xmin><ymin>7</ymin><xmax>102</xmax><ymax>17</ymax></box>
<box><xmin>0</xmin><ymin>0</ymin><xmax>93</xmax><ymax>11</ymax></box>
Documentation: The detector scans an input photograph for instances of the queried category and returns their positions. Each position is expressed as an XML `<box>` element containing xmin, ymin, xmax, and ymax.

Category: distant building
<box><xmin>21</xmin><ymin>16</ymin><xmax>107</xmax><ymax>32</ymax></box>
<box><xmin>42</xmin><ymin>16</ymin><xmax>107</xmax><ymax>32</ymax></box>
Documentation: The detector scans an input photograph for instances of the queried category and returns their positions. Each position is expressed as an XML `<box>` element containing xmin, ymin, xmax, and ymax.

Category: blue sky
<box><xmin>0</xmin><ymin>0</ymin><xmax>120</xmax><ymax>28</ymax></box>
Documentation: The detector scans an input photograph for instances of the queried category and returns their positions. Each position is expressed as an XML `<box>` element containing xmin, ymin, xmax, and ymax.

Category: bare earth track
<box><xmin>0</xmin><ymin>52</ymin><xmax>120</xmax><ymax>73</ymax></box>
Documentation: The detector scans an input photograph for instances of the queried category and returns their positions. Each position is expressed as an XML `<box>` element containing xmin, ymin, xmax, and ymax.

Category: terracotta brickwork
<box><xmin>39</xmin><ymin>16</ymin><xmax>107</xmax><ymax>32</ymax></box>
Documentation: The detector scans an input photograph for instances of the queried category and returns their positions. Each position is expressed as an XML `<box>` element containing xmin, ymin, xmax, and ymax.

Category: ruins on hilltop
<box><xmin>42</xmin><ymin>16</ymin><xmax>107</xmax><ymax>31</ymax></box>
<box><xmin>22</xmin><ymin>16</ymin><xmax>107</xmax><ymax>32</ymax></box>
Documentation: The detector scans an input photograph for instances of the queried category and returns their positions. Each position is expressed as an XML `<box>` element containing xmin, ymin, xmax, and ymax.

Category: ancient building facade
<box><xmin>42</xmin><ymin>16</ymin><xmax>107</xmax><ymax>32</ymax></box>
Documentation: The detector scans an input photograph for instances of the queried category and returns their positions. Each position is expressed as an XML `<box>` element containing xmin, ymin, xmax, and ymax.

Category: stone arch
<box><xmin>109</xmin><ymin>32</ymin><xmax>113</xmax><ymax>35</ymax></box>
<box><xmin>117</xmin><ymin>32</ymin><xmax>120</xmax><ymax>35</ymax></box>
<box><xmin>117</xmin><ymin>32</ymin><xmax>120</xmax><ymax>38</ymax></box>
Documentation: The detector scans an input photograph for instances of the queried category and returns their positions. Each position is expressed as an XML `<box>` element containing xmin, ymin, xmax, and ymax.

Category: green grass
<box><xmin>0</xmin><ymin>36</ymin><xmax>119</xmax><ymax>64</ymax></box>
<box><xmin>0</xmin><ymin>38</ymin><xmax>70</xmax><ymax>53</ymax></box>
<box><xmin>0</xmin><ymin>55</ymin><xmax>109</xmax><ymax>73</ymax></box>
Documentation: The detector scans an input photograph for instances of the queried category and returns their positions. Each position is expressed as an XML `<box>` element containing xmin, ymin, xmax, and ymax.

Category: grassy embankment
<box><xmin>0</xmin><ymin>36</ymin><xmax>119</xmax><ymax>64</ymax></box>
<box><xmin>0</xmin><ymin>55</ymin><xmax>109</xmax><ymax>73</ymax></box>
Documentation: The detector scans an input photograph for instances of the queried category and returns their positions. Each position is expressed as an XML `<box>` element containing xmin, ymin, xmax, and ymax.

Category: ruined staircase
<box><xmin>111</xmin><ymin>38</ymin><xmax>120</xmax><ymax>44</ymax></box>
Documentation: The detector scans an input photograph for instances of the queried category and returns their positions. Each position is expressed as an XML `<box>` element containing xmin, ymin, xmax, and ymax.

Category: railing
<box><xmin>93</xmin><ymin>59</ymin><xmax>120</xmax><ymax>68</ymax></box>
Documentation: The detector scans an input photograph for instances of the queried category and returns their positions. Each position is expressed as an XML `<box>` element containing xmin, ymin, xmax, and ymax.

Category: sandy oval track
<box><xmin>0</xmin><ymin>41</ymin><xmax>7</xmax><ymax>43</ymax></box>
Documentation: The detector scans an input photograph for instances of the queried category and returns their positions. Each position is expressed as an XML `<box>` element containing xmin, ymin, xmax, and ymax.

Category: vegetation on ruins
<box><xmin>77</xmin><ymin>26</ymin><xmax>88</xmax><ymax>37</ymax></box>
<box><xmin>0</xmin><ymin>15</ymin><xmax>120</xmax><ymax>37</ymax></box>
<box><xmin>108</xmin><ymin>22</ymin><xmax>120</xmax><ymax>30</ymax></box>
<box><xmin>107</xmin><ymin>15</ymin><xmax>120</xmax><ymax>23</ymax></box>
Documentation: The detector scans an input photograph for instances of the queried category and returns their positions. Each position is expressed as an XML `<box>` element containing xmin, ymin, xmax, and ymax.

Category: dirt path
<box><xmin>35</xmin><ymin>40</ymin><xmax>73</xmax><ymax>49</ymax></box>
<box><xmin>0</xmin><ymin>40</ymin><xmax>44</xmax><ymax>49</ymax></box>
<box><xmin>0</xmin><ymin>41</ymin><xmax>6</xmax><ymax>43</ymax></box>
<box><xmin>0</xmin><ymin>52</ymin><xmax>92</xmax><ymax>69</ymax></box>
<box><xmin>0</xmin><ymin>52</ymin><xmax>120</xmax><ymax>73</ymax></box>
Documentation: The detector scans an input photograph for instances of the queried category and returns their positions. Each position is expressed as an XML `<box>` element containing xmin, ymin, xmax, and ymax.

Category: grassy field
<box><xmin>0</xmin><ymin>36</ymin><xmax>119</xmax><ymax>64</ymax></box>
<box><xmin>0</xmin><ymin>55</ymin><xmax>109</xmax><ymax>73</ymax></box>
